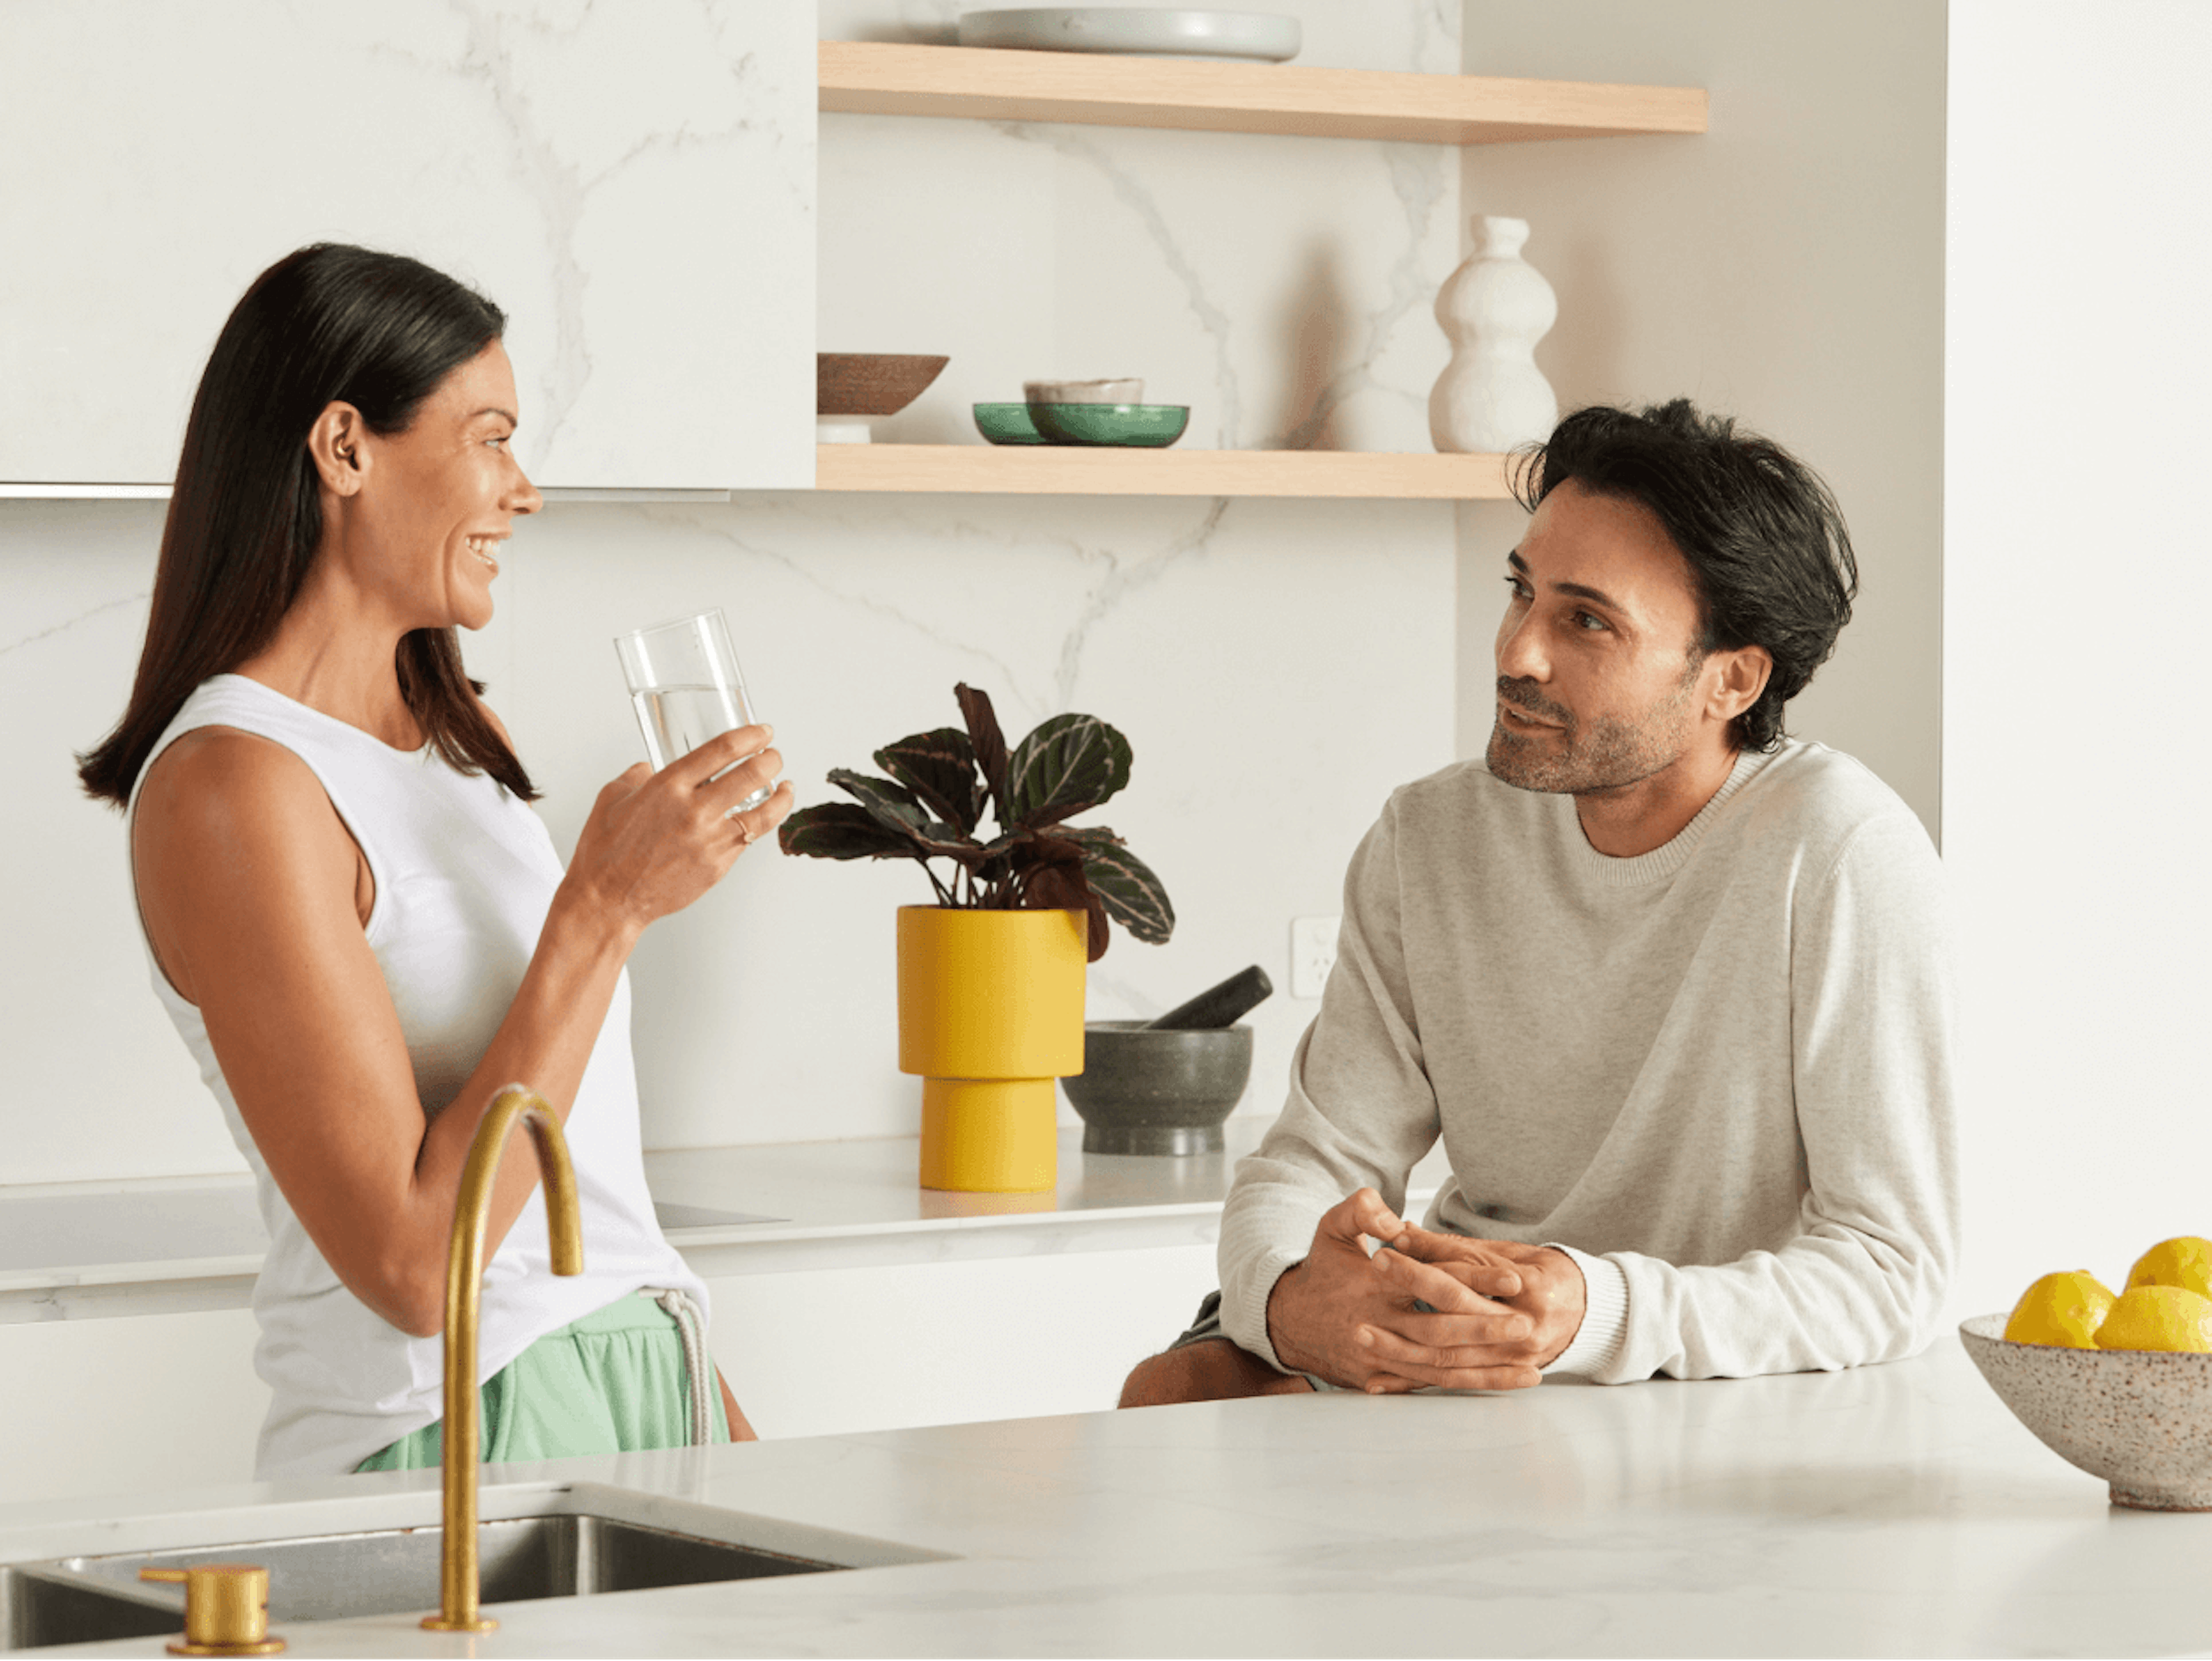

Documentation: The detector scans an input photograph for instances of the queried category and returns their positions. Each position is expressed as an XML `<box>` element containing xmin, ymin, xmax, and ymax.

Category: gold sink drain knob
<box><xmin>138</xmin><ymin>1563</ymin><xmax>285</xmax><ymax>1656</ymax></box>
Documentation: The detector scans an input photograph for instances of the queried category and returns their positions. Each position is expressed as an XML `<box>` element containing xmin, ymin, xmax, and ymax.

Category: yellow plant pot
<box><xmin>896</xmin><ymin>906</ymin><xmax>1086</xmax><ymax>1193</ymax></box>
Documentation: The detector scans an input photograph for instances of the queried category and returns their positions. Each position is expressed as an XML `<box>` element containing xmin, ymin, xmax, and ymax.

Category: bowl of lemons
<box><xmin>1960</xmin><ymin>1235</ymin><xmax>2212</xmax><ymax>1510</ymax></box>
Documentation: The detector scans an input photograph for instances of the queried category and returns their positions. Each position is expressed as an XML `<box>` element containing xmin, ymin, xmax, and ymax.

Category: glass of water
<box><xmin>613</xmin><ymin>609</ymin><xmax>772</xmax><ymax>811</ymax></box>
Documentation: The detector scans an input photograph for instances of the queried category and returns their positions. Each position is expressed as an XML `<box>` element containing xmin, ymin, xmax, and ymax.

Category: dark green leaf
<box><xmin>1074</xmin><ymin>834</ymin><xmax>1175</xmax><ymax>945</ymax></box>
<box><xmin>1006</xmin><ymin>713</ymin><xmax>1132</xmax><ymax>826</ymax></box>
<box><xmin>828</xmin><ymin>769</ymin><xmax>992</xmax><ymax>862</ymax></box>
<box><xmin>954</xmin><ymin>683</ymin><xmax>1010</xmax><ymax>825</ymax></box>
<box><xmin>778</xmin><ymin>803</ymin><xmax>923</xmax><ymax>862</ymax></box>
<box><xmin>874</xmin><ymin>728</ymin><xmax>983</xmax><ymax>834</ymax></box>
<box><xmin>829</xmin><ymin>769</ymin><xmax>927</xmax><ymax>835</ymax></box>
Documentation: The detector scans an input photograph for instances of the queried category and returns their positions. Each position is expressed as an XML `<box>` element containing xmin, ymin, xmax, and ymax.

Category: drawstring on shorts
<box><xmin>641</xmin><ymin>1286</ymin><xmax>714</xmax><ymax>1446</ymax></box>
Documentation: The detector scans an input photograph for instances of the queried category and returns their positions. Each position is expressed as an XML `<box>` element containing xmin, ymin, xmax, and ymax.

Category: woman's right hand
<box><xmin>563</xmin><ymin>724</ymin><xmax>792</xmax><ymax>935</ymax></box>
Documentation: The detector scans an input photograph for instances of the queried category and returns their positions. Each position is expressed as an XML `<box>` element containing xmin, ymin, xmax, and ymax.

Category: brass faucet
<box><xmin>421</xmin><ymin>1084</ymin><xmax>583</xmax><ymax>1634</ymax></box>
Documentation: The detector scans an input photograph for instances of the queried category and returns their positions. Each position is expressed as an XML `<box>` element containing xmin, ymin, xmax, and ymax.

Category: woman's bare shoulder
<box><xmin>135</xmin><ymin>727</ymin><xmax>358</xmax><ymax>892</ymax></box>
<box><xmin>134</xmin><ymin>727</ymin><xmax>368</xmax><ymax>1001</ymax></box>
<box><xmin>139</xmin><ymin>725</ymin><xmax>328</xmax><ymax>827</ymax></box>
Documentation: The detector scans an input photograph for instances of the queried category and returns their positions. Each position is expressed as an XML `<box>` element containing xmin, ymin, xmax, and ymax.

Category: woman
<box><xmin>77</xmin><ymin>243</ymin><xmax>791</xmax><ymax>1478</ymax></box>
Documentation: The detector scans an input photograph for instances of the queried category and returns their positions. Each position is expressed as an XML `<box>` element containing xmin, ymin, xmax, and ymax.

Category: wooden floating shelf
<box><xmin>815</xmin><ymin>445</ymin><xmax>1514</xmax><ymax>500</ymax></box>
<box><xmin>819</xmin><ymin>41</ymin><xmax>1707</xmax><ymax>145</ymax></box>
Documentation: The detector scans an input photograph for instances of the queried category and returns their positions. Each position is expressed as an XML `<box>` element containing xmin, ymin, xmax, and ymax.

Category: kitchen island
<box><xmin>6</xmin><ymin>1335</ymin><xmax>2206</xmax><ymax>1658</ymax></box>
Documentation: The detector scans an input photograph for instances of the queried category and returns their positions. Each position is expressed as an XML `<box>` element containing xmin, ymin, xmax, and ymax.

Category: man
<box><xmin>1122</xmin><ymin>400</ymin><xmax>1957</xmax><ymax>1403</ymax></box>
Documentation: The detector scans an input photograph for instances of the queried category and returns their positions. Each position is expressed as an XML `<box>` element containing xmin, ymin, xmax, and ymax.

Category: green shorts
<box><xmin>356</xmin><ymin>1293</ymin><xmax>729</xmax><ymax>1473</ymax></box>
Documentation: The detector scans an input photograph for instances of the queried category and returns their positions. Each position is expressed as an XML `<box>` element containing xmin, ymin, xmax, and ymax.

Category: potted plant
<box><xmin>778</xmin><ymin>684</ymin><xmax>1174</xmax><ymax>1191</ymax></box>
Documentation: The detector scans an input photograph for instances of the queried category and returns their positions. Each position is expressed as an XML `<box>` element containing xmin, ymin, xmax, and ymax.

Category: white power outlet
<box><xmin>1290</xmin><ymin>915</ymin><xmax>1341</xmax><ymax>1000</ymax></box>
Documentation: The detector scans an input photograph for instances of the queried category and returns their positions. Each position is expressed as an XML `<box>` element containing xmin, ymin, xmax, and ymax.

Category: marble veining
<box><xmin>9</xmin><ymin>1</ymin><xmax>1462</xmax><ymax>1183</ymax></box>
<box><xmin>1048</xmin><ymin>499</ymin><xmax>1229</xmax><ymax>710</ymax></box>
<box><xmin>0</xmin><ymin>591</ymin><xmax>150</xmax><ymax>659</ymax></box>
<box><xmin>995</xmin><ymin>119</ymin><xmax>1249</xmax><ymax>448</ymax></box>
<box><xmin>0</xmin><ymin>1</ymin><xmax>811</xmax><ymax>487</ymax></box>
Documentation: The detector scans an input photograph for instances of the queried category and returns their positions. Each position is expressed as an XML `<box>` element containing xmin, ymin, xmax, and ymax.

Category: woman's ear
<box><xmin>1709</xmin><ymin>645</ymin><xmax>1773</xmax><ymax>723</ymax></box>
<box><xmin>306</xmin><ymin>402</ymin><xmax>367</xmax><ymax>497</ymax></box>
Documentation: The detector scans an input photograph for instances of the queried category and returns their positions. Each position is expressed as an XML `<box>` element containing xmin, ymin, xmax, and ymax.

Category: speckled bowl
<box><xmin>1959</xmin><ymin>1313</ymin><xmax>2212</xmax><ymax>1509</ymax></box>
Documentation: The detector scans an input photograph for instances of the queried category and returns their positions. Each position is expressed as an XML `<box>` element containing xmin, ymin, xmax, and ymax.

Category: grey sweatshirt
<box><xmin>1218</xmin><ymin>741</ymin><xmax>1960</xmax><ymax>1384</ymax></box>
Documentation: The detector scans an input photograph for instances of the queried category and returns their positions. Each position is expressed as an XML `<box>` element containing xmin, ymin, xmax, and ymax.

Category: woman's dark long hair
<box><xmin>78</xmin><ymin>243</ymin><xmax>539</xmax><ymax>807</ymax></box>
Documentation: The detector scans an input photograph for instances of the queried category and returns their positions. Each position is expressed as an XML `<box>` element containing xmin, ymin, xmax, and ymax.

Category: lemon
<box><xmin>2003</xmin><ymin>1270</ymin><xmax>2116</xmax><ymax>1348</ymax></box>
<box><xmin>2093</xmin><ymin>1284</ymin><xmax>2212</xmax><ymax>1352</ymax></box>
<box><xmin>2124</xmin><ymin>1236</ymin><xmax>2212</xmax><ymax>1300</ymax></box>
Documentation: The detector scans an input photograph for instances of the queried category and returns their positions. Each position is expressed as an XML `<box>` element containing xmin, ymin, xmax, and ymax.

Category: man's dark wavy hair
<box><xmin>1512</xmin><ymin>400</ymin><xmax>1858</xmax><ymax>753</ymax></box>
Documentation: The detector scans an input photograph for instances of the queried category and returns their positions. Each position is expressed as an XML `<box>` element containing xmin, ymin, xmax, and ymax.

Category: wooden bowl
<box><xmin>816</xmin><ymin>353</ymin><xmax>950</xmax><ymax>417</ymax></box>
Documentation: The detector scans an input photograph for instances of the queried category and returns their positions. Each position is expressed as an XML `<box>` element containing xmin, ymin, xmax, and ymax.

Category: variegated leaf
<box><xmin>954</xmin><ymin>683</ymin><xmax>1010</xmax><ymax>823</ymax></box>
<box><xmin>1074</xmin><ymin>835</ymin><xmax>1174</xmax><ymax>945</ymax></box>
<box><xmin>829</xmin><ymin>768</ymin><xmax>927</xmax><ymax>837</ymax></box>
<box><xmin>874</xmin><ymin>727</ymin><xmax>983</xmax><ymax>834</ymax></box>
<box><xmin>1005</xmin><ymin>713</ymin><xmax>1132</xmax><ymax>826</ymax></box>
<box><xmin>778</xmin><ymin>803</ymin><xmax>921</xmax><ymax>861</ymax></box>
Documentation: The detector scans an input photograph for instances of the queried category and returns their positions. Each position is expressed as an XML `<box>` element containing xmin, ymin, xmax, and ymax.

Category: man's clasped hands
<box><xmin>1265</xmin><ymin>1189</ymin><xmax>1589</xmax><ymax>1393</ymax></box>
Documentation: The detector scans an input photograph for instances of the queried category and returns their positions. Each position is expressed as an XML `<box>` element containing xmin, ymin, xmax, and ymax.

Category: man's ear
<box><xmin>1709</xmin><ymin>645</ymin><xmax>1772</xmax><ymax>724</ymax></box>
<box><xmin>306</xmin><ymin>402</ymin><xmax>368</xmax><ymax>497</ymax></box>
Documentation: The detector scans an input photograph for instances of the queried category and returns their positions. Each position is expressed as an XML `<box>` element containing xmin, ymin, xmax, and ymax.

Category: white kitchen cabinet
<box><xmin>0</xmin><ymin>1249</ymin><xmax>1215</xmax><ymax>1505</ymax></box>
<box><xmin>0</xmin><ymin>1</ymin><xmax>813</xmax><ymax>491</ymax></box>
<box><xmin>0</xmin><ymin>1129</ymin><xmax>1418</xmax><ymax>1503</ymax></box>
<box><xmin>0</xmin><ymin>1309</ymin><xmax>266</xmax><ymax>1507</ymax></box>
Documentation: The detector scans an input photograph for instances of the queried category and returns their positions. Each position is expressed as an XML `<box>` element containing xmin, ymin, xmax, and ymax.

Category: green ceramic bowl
<box><xmin>972</xmin><ymin>403</ymin><xmax>1048</xmax><ymax>445</ymax></box>
<box><xmin>1028</xmin><ymin>403</ymin><xmax>1191</xmax><ymax>448</ymax></box>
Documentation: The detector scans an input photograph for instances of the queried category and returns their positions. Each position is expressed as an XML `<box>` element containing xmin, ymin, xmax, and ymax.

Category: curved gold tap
<box><xmin>421</xmin><ymin>1084</ymin><xmax>584</xmax><ymax>1634</ymax></box>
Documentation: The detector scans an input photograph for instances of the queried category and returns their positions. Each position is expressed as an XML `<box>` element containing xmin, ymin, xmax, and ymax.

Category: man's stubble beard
<box><xmin>1486</xmin><ymin>668</ymin><xmax>1702</xmax><ymax>797</ymax></box>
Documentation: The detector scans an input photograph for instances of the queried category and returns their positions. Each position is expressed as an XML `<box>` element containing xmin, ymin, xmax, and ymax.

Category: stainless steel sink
<box><xmin>2</xmin><ymin>1565</ymin><xmax>178</xmax><ymax>1651</ymax></box>
<box><xmin>2</xmin><ymin>1484</ymin><xmax>945</xmax><ymax>1650</ymax></box>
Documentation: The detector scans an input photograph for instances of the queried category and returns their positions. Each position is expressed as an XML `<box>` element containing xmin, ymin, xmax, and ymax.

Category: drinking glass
<box><xmin>613</xmin><ymin>609</ymin><xmax>772</xmax><ymax>811</ymax></box>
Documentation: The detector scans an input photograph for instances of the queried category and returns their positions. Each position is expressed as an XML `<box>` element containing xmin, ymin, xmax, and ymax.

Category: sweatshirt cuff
<box><xmin>1537</xmin><ymin>1244</ymin><xmax>1629</xmax><ymax>1379</ymax></box>
<box><xmin>1221</xmin><ymin>1249</ymin><xmax>1308</xmax><ymax>1374</ymax></box>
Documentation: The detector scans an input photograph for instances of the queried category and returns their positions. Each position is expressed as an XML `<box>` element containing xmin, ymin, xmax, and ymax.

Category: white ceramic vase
<box><xmin>1429</xmin><ymin>215</ymin><xmax>1558</xmax><ymax>454</ymax></box>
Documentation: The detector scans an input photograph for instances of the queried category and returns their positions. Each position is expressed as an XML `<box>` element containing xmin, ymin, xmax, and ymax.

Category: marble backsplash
<box><xmin>819</xmin><ymin>0</ymin><xmax>1460</xmax><ymax>457</ymax></box>
<box><xmin>1</xmin><ymin>0</ymin><xmax>1466</xmax><ymax>1180</ymax></box>
<box><xmin>1</xmin><ymin>489</ymin><xmax>1453</xmax><ymax>1175</ymax></box>
<box><xmin>0</xmin><ymin>1</ymin><xmax>812</xmax><ymax>491</ymax></box>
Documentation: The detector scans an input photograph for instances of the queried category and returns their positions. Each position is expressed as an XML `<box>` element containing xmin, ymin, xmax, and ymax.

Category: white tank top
<box><xmin>128</xmin><ymin>675</ymin><xmax>709</xmax><ymax>1478</ymax></box>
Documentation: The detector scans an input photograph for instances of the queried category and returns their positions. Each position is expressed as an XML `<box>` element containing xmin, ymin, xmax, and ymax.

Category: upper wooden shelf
<box><xmin>815</xmin><ymin>445</ymin><xmax>1513</xmax><ymax>499</ymax></box>
<box><xmin>818</xmin><ymin>41</ymin><xmax>1707</xmax><ymax>145</ymax></box>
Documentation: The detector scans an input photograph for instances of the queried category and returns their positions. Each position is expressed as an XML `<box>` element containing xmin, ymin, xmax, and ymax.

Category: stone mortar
<box><xmin>1059</xmin><ymin>1021</ymin><xmax>1253</xmax><ymax>1156</ymax></box>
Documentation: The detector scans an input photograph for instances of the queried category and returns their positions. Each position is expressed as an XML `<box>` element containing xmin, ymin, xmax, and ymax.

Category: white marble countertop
<box><xmin>0</xmin><ymin>1120</ymin><xmax>1449</xmax><ymax>1322</ymax></box>
<box><xmin>5</xmin><ymin>1336</ymin><xmax>2206</xmax><ymax>1658</ymax></box>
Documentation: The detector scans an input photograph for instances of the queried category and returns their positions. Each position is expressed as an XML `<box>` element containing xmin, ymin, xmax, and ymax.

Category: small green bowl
<box><xmin>972</xmin><ymin>403</ymin><xmax>1048</xmax><ymax>445</ymax></box>
<box><xmin>1028</xmin><ymin>403</ymin><xmax>1191</xmax><ymax>448</ymax></box>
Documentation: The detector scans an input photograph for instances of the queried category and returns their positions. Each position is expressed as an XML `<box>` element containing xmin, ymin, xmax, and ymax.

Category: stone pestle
<box><xmin>1142</xmin><ymin>965</ymin><xmax>1274</xmax><ymax>1032</ymax></box>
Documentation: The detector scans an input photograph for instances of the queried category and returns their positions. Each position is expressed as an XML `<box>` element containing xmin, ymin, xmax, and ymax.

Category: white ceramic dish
<box><xmin>957</xmin><ymin>8</ymin><xmax>1301</xmax><ymax>62</ymax></box>
<box><xmin>1023</xmin><ymin>377</ymin><xmax>1144</xmax><ymax>404</ymax></box>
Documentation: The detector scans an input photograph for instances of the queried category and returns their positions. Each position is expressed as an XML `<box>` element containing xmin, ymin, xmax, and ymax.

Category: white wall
<box><xmin>2</xmin><ymin>1</ymin><xmax>1459</xmax><ymax>1185</ymax></box>
<box><xmin>1943</xmin><ymin>2</ymin><xmax>2212</xmax><ymax>1317</ymax></box>
<box><xmin>1451</xmin><ymin>1</ymin><xmax>1946</xmax><ymax>837</ymax></box>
